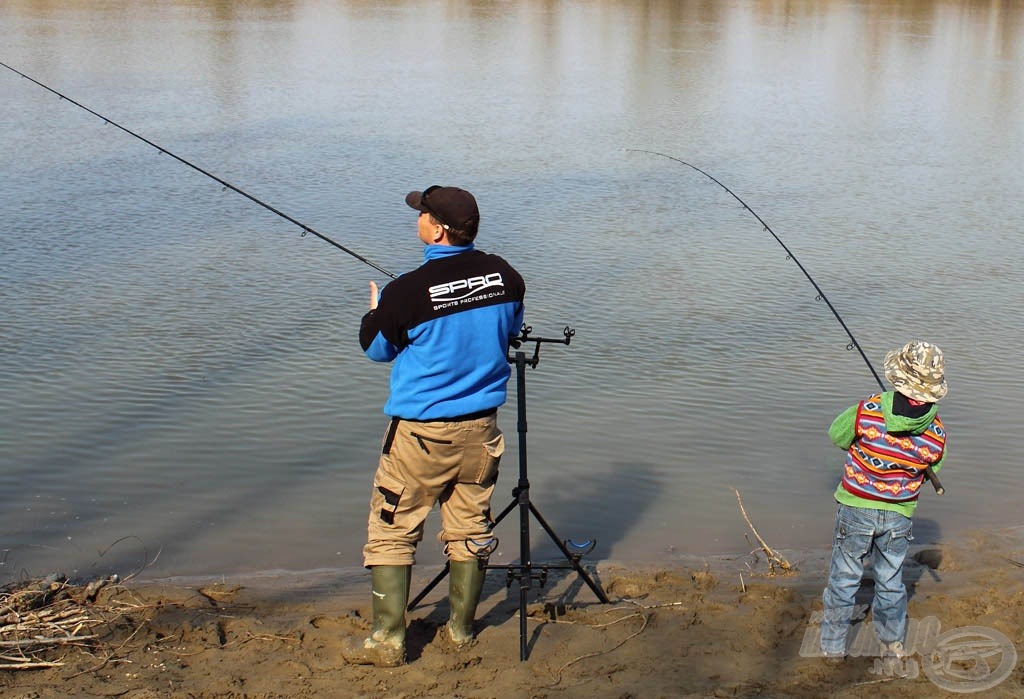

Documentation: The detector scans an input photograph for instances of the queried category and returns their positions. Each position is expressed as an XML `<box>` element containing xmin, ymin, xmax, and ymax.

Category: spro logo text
<box><xmin>429</xmin><ymin>273</ymin><xmax>504</xmax><ymax>302</ymax></box>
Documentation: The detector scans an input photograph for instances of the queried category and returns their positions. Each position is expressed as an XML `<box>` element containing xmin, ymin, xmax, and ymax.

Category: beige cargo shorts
<box><xmin>362</xmin><ymin>413</ymin><xmax>504</xmax><ymax>567</ymax></box>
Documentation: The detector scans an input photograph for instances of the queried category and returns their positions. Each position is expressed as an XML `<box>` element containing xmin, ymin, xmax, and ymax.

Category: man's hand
<box><xmin>369</xmin><ymin>281</ymin><xmax>379</xmax><ymax>311</ymax></box>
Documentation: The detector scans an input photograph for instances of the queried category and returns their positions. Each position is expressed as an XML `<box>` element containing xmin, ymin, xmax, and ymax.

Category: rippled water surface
<box><xmin>2</xmin><ymin>0</ymin><xmax>1022</xmax><ymax>581</ymax></box>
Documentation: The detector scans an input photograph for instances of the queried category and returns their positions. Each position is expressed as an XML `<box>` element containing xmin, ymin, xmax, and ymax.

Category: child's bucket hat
<box><xmin>883</xmin><ymin>340</ymin><xmax>948</xmax><ymax>403</ymax></box>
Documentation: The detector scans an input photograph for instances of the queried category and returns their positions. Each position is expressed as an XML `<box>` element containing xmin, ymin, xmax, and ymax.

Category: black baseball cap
<box><xmin>405</xmin><ymin>185</ymin><xmax>479</xmax><ymax>235</ymax></box>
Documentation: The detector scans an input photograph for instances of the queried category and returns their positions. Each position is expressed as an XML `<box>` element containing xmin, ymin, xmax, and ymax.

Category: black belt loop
<box><xmin>382</xmin><ymin>416</ymin><xmax>400</xmax><ymax>455</ymax></box>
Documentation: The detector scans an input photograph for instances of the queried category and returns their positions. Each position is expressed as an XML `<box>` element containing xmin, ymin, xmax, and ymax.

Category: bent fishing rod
<box><xmin>1</xmin><ymin>60</ymin><xmax>396</xmax><ymax>280</ymax></box>
<box><xmin>627</xmin><ymin>148</ymin><xmax>945</xmax><ymax>495</ymax></box>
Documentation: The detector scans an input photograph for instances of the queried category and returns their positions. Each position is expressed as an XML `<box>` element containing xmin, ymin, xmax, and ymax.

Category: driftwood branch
<box><xmin>732</xmin><ymin>488</ymin><xmax>792</xmax><ymax>575</ymax></box>
<box><xmin>0</xmin><ymin>659</ymin><xmax>65</xmax><ymax>669</ymax></box>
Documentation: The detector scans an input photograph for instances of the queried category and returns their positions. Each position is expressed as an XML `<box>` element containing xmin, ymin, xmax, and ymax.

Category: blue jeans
<box><xmin>820</xmin><ymin>503</ymin><xmax>913</xmax><ymax>655</ymax></box>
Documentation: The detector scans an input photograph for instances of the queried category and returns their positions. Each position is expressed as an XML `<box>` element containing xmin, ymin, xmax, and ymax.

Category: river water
<box><xmin>1</xmin><ymin>0</ymin><xmax>1022</xmax><ymax>582</ymax></box>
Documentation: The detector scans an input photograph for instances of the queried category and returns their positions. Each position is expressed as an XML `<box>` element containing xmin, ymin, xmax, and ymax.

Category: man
<box><xmin>344</xmin><ymin>185</ymin><xmax>525</xmax><ymax>667</ymax></box>
<box><xmin>820</xmin><ymin>340</ymin><xmax>948</xmax><ymax>662</ymax></box>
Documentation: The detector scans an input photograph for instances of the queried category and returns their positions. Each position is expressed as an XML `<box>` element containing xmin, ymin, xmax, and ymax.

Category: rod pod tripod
<box><xmin>408</xmin><ymin>325</ymin><xmax>610</xmax><ymax>660</ymax></box>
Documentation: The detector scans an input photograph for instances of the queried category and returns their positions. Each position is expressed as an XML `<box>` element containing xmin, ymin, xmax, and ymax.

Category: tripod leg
<box><xmin>407</xmin><ymin>561</ymin><xmax>449</xmax><ymax>611</ymax></box>
<box><xmin>519</xmin><ymin>579</ymin><xmax>529</xmax><ymax>661</ymax></box>
<box><xmin>529</xmin><ymin>503</ymin><xmax>610</xmax><ymax>604</ymax></box>
<box><xmin>491</xmin><ymin>495</ymin><xmax>518</xmax><ymax>526</ymax></box>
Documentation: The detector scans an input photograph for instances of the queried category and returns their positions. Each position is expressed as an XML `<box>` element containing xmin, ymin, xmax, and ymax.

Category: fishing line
<box><xmin>626</xmin><ymin>148</ymin><xmax>944</xmax><ymax>495</ymax></box>
<box><xmin>1</xmin><ymin>60</ymin><xmax>396</xmax><ymax>279</ymax></box>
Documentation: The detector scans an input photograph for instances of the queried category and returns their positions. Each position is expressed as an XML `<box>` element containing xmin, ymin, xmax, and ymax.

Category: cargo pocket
<box><xmin>836</xmin><ymin>517</ymin><xmax>872</xmax><ymax>558</ymax></box>
<box><xmin>373</xmin><ymin>471</ymin><xmax>406</xmax><ymax>526</ymax></box>
<box><xmin>885</xmin><ymin>521</ymin><xmax>914</xmax><ymax>555</ymax></box>
<box><xmin>467</xmin><ymin>432</ymin><xmax>504</xmax><ymax>485</ymax></box>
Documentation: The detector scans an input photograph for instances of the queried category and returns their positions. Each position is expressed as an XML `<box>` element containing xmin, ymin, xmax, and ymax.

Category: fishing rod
<box><xmin>626</xmin><ymin>148</ymin><xmax>945</xmax><ymax>495</ymax></box>
<box><xmin>1</xmin><ymin>60</ymin><xmax>396</xmax><ymax>280</ymax></box>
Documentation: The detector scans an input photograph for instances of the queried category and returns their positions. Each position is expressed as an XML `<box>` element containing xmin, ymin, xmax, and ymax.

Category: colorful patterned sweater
<box><xmin>829</xmin><ymin>391</ymin><xmax>947</xmax><ymax>517</ymax></box>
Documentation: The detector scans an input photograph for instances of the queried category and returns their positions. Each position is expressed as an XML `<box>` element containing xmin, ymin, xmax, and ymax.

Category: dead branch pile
<box><xmin>0</xmin><ymin>573</ymin><xmax>123</xmax><ymax>670</ymax></box>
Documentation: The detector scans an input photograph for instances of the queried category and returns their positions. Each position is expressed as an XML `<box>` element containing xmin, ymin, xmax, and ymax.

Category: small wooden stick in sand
<box><xmin>732</xmin><ymin>488</ymin><xmax>792</xmax><ymax>575</ymax></box>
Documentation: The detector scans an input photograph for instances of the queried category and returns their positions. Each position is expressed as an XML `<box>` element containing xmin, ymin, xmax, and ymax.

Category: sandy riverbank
<box><xmin>4</xmin><ymin>527</ymin><xmax>1024</xmax><ymax>698</ymax></box>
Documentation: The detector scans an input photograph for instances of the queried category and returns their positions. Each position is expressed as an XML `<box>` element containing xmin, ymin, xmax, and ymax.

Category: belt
<box><xmin>398</xmin><ymin>408</ymin><xmax>497</xmax><ymax>423</ymax></box>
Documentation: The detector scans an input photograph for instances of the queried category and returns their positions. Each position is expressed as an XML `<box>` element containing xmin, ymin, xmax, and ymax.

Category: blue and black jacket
<box><xmin>359</xmin><ymin>244</ymin><xmax>525</xmax><ymax>420</ymax></box>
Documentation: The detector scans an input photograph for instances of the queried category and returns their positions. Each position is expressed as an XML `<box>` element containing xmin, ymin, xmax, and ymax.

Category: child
<box><xmin>820</xmin><ymin>340</ymin><xmax>948</xmax><ymax>661</ymax></box>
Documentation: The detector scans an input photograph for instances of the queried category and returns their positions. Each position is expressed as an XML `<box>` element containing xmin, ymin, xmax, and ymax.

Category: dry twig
<box><xmin>548</xmin><ymin>609</ymin><xmax>650</xmax><ymax>687</ymax></box>
<box><xmin>545</xmin><ymin>598</ymin><xmax>696</xmax><ymax>688</ymax></box>
<box><xmin>732</xmin><ymin>488</ymin><xmax>792</xmax><ymax>575</ymax></box>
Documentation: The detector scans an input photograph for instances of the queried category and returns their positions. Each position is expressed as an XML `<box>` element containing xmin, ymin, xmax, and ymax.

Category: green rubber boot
<box><xmin>446</xmin><ymin>560</ymin><xmax>487</xmax><ymax>648</ymax></box>
<box><xmin>342</xmin><ymin>565</ymin><xmax>411</xmax><ymax>667</ymax></box>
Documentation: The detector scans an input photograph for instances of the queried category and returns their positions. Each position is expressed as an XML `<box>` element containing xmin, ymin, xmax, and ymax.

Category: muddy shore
<box><xmin>4</xmin><ymin>528</ymin><xmax>1024</xmax><ymax>698</ymax></box>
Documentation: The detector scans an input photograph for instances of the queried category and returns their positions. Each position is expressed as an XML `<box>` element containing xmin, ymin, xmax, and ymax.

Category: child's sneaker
<box><xmin>822</xmin><ymin>650</ymin><xmax>846</xmax><ymax>665</ymax></box>
<box><xmin>880</xmin><ymin>641</ymin><xmax>906</xmax><ymax>659</ymax></box>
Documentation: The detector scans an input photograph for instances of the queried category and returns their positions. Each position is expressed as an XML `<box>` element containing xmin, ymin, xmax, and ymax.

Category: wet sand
<box><xmin>4</xmin><ymin>527</ymin><xmax>1024</xmax><ymax>698</ymax></box>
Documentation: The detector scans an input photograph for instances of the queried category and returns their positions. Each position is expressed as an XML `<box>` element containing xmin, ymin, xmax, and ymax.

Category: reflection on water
<box><xmin>1</xmin><ymin>0</ymin><xmax>1022</xmax><ymax>581</ymax></box>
